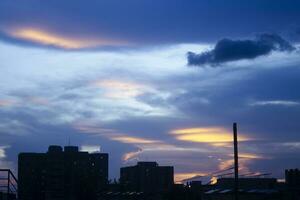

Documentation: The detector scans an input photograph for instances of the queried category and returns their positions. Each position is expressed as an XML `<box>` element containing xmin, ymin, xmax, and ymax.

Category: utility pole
<box><xmin>233</xmin><ymin>122</ymin><xmax>239</xmax><ymax>200</ymax></box>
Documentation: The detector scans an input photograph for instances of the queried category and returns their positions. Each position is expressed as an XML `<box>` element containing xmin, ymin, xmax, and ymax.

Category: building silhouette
<box><xmin>18</xmin><ymin>145</ymin><xmax>108</xmax><ymax>200</ymax></box>
<box><xmin>285</xmin><ymin>169</ymin><xmax>300</xmax><ymax>200</ymax></box>
<box><xmin>285</xmin><ymin>169</ymin><xmax>300</xmax><ymax>188</ymax></box>
<box><xmin>120</xmin><ymin>161</ymin><xmax>173</xmax><ymax>193</ymax></box>
<box><xmin>215</xmin><ymin>177</ymin><xmax>278</xmax><ymax>189</ymax></box>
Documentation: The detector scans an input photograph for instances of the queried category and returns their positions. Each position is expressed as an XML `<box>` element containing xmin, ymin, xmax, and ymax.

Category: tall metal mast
<box><xmin>233</xmin><ymin>122</ymin><xmax>239</xmax><ymax>200</ymax></box>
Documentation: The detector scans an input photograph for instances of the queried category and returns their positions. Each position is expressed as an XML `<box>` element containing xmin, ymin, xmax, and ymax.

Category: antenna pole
<box><xmin>233</xmin><ymin>122</ymin><xmax>239</xmax><ymax>200</ymax></box>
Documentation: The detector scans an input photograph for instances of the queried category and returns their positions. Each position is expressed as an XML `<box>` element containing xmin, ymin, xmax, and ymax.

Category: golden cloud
<box><xmin>170</xmin><ymin>127</ymin><xmax>249</xmax><ymax>143</ymax></box>
<box><xmin>8</xmin><ymin>28</ymin><xmax>128</xmax><ymax>49</ymax></box>
<box><xmin>174</xmin><ymin>172</ymin><xmax>206</xmax><ymax>183</ymax></box>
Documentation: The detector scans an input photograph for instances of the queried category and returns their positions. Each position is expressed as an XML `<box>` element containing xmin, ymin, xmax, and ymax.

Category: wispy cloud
<box><xmin>6</xmin><ymin>27</ymin><xmax>129</xmax><ymax>49</ymax></box>
<box><xmin>0</xmin><ymin>146</ymin><xmax>12</xmax><ymax>169</ymax></box>
<box><xmin>73</xmin><ymin>120</ymin><xmax>161</xmax><ymax>145</ymax></box>
<box><xmin>250</xmin><ymin>100</ymin><xmax>300</xmax><ymax>106</ymax></box>
<box><xmin>170</xmin><ymin>127</ymin><xmax>250</xmax><ymax>144</ymax></box>
<box><xmin>281</xmin><ymin>142</ymin><xmax>300</xmax><ymax>148</ymax></box>
<box><xmin>0</xmin><ymin>146</ymin><xmax>8</xmax><ymax>159</ymax></box>
<box><xmin>122</xmin><ymin>148</ymin><xmax>143</xmax><ymax>162</ymax></box>
<box><xmin>217</xmin><ymin>153</ymin><xmax>266</xmax><ymax>176</ymax></box>
<box><xmin>80</xmin><ymin>145</ymin><xmax>101</xmax><ymax>153</ymax></box>
<box><xmin>90</xmin><ymin>79</ymin><xmax>149</xmax><ymax>99</ymax></box>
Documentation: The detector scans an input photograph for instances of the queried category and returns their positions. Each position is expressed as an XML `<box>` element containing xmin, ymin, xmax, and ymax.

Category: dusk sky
<box><xmin>1</xmin><ymin>0</ymin><xmax>300</xmax><ymax>183</ymax></box>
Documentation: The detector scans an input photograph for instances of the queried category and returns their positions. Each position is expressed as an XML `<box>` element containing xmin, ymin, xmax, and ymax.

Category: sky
<box><xmin>1</xmin><ymin>0</ymin><xmax>300</xmax><ymax>183</ymax></box>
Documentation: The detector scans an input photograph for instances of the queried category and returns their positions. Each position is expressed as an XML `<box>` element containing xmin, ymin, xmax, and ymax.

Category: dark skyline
<box><xmin>0</xmin><ymin>0</ymin><xmax>300</xmax><ymax>182</ymax></box>
<box><xmin>12</xmin><ymin>145</ymin><xmax>300</xmax><ymax>200</ymax></box>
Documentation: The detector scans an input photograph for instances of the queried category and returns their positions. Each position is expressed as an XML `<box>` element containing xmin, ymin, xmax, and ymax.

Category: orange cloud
<box><xmin>122</xmin><ymin>148</ymin><xmax>143</xmax><ymax>161</ymax></box>
<box><xmin>218</xmin><ymin>159</ymin><xmax>234</xmax><ymax>171</ymax></box>
<box><xmin>174</xmin><ymin>172</ymin><xmax>218</xmax><ymax>185</ymax></box>
<box><xmin>174</xmin><ymin>172</ymin><xmax>206</xmax><ymax>183</ymax></box>
<box><xmin>8</xmin><ymin>28</ymin><xmax>128</xmax><ymax>49</ymax></box>
<box><xmin>170</xmin><ymin>127</ymin><xmax>249</xmax><ymax>143</ymax></box>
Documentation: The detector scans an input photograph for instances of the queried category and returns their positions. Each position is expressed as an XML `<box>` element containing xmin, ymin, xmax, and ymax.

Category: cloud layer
<box><xmin>187</xmin><ymin>34</ymin><xmax>296</xmax><ymax>66</ymax></box>
<box><xmin>1</xmin><ymin>41</ymin><xmax>300</xmax><ymax>180</ymax></box>
<box><xmin>1</xmin><ymin>0</ymin><xmax>300</xmax><ymax>49</ymax></box>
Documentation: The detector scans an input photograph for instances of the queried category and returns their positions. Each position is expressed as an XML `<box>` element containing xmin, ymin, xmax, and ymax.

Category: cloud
<box><xmin>0</xmin><ymin>119</ymin><xmax>33</xmax><ymax>136</ymax></box>
<box><xmin>0</xmin><ymin>146</ymin><xmax>13</xmax><ymax>169</ymax></box>
<box><xmin>80</xmin><ymin>145</ymin><xmax>101</xmax><ymax>153</ymax></box>
<box><xmin>5</xmin><ymin>27</ymin><xmax>129</xmax><ymax>49</ymax></box>
<box><xmin>90</xmin><ymin>79</ymin><xmax>149</xmax><ymax>99</ymax></box>
<box><xmin>250</xmin><ymin>100</ymin><xmax>300</xmax><ymax>107</ymax></box>
<box><xmin>0</xmin><ymin>146</ymin><xmax>9</xmax><ymax>159</ymax></box>
<box><xmin>187</xmin><ymin>33</ymin><xmax>296</xmax><ymax>66</ymax></box>
<box><xmin>122</xmin><ymin>148</ymin><xmax>142</xmax><ymax>162</ymax></box>
<box><xmin>1</xmin><ymin>0</ymin><xmax>300</xmax><ymax>49</ymax></box>
<box><xmin>73</xmin><ymin>120</ymin><xmax>161</xmax><ymax>145</ymax></box>
<box><xmin>170</xmin><ymin>127</ymin><xmax>250</xmax><ymax>143</ymax></box>
<box><xmin>1</xmin><ymin>40</ymin><xmax>300</xmax><ymax>180</ymax></box>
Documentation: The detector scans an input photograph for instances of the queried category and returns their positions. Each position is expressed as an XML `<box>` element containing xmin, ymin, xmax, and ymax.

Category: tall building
<box><xmin>120</xmin><ymin>161</ymin><xmax>174</xmax><ymax>193</ymax></box>
<box><xmin>18</xmin><ymin>145</ymin><xmax>108</xmax><ymax>200</ymax></box>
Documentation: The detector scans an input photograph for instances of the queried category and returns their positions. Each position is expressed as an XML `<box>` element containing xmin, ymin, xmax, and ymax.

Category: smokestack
<box><xmin>233</xmin><ymin>122</ymin><xmax>239</xmax><ymax>200</ymax></box>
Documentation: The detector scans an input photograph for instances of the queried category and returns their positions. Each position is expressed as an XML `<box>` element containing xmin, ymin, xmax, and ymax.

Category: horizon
<box><xmin>1</xmin><ymin>0</ymin><xmax>300</xmax><ymax>184</ymax></box>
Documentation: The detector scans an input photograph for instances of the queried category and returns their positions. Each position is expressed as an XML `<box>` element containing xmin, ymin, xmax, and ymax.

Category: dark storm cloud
<box><xmin>1</xmin><ymin>0</ymin><xmax>300</xmax><ymax>48</ymax></box>
<box><xmin>187</xmin><ymin>34</ymin><xmax>296</xmax><ymax>66</ymax></box>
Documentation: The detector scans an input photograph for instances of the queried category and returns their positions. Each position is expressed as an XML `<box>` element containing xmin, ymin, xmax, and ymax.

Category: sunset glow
<box><xmin>170</xmin><ymin>127</ymin><xmax>249</xmax><ymax>143</ymax></box>
<box><xmin>9</xmin><ymin>28</ymin><xmax>127</xmax><ymax>49</ymax></box>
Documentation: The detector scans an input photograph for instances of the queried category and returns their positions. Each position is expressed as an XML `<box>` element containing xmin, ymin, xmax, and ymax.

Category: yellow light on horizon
<box><xmin>174</xmin><ymin>172</ymin><xmax>207</xmax><ymax>183</ymax></box>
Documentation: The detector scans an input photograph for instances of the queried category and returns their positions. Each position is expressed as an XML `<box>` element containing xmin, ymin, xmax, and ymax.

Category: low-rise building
<box><xmin>120</xmin><ymin>162</ymin><xmax>173</xmax><ymax>193</ymax></box>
